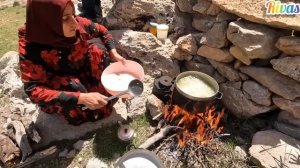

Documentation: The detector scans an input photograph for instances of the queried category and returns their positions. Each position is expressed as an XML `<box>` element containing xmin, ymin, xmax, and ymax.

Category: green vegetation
<box><xmin>31</xmin><ymin>113</ymin><xmax>154</xmax><ymax>167</ymax></box>
<box><xmin>0</xmin><ymin>6</ymin><xmax>26</xmax><ymax>57</ymax></box>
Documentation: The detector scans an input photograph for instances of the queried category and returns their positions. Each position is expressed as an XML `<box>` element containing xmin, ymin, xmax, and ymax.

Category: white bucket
<box><xmin>156</xmin><ymin>24</ymin><xmax>169</xmax><ymax>40</ymax></box>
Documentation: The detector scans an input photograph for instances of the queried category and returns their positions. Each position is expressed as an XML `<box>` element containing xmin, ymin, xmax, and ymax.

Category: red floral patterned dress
<box><xmin>18</xmin><ymin>17</ymin><xmax>115</xmax><ymax>125</ymax></box>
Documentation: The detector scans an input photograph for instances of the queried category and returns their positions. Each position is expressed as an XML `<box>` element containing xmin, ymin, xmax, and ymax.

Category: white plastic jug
<box><xmin>156</xmin><ymin>24</ymin><xmax>169</xmax><ymax>40</ymax></box>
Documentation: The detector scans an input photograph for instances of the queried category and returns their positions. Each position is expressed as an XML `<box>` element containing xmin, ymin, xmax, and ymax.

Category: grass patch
<box><xmin>0</xmin><ymin>6</ymin><xmax>26</xmax><ymax>57</ymax></box>
<box><xmin>27</xmin><ymin>114</ymin><xmax>155</xmax><ymax>167</ymax></box>
<box><xmin>93</xmin><ymin>124</ymin><xmax>128</xmax><ymax>161</ymax></box>
<box><xmin>130</xmin><ymin>113</ymin><xmax>154</xmax><ymax>147</ymax></box>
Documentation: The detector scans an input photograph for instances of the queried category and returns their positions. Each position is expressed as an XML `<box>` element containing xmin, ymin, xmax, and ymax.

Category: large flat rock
<box><xmin>220</xmin><ymin>81</ymin><xmax>275</xmax><ymax>118</ymax></box>
<box><xmin>227</xmin><ymin>21</ymin><xmax>279</xmax><ymax>59</ymax></box>
<box><xmin>105</xmin><ymin>0</ymin><xmax>175</xmax><ymax>30</ymax></box>
<box><xmin>271</xmin><ymin>56</ymin><xmax>300</xmax><ymax>82</ymax></box>
<box><xmin>276</xmin><ymin>36</ymin><xmax>300</xmax><ymax>56</ymax></box>
<box><xmin>240</xmin><ymin>67</ymin><xmax>300</xmax><ymax>100</ymax></box>
<box><xmin>208</xmin><ymin>59</ymin><xmax>241</xmax><ymax>81</ymax></box>
<box><xmin>273</xmin><ymin>96</ymin><xmax>300</xmax><ymax>119</ymax></box>
<box><xmin>243</xmin><ymin>80</ymin><xmax>272</xmax><ymax>106</ymax></box>
<box><xmin>250</xmin><ymin>130</ymin><xmax>300</xmax><ymax>168</ymax></box>
<box><xmin>33</xmin><ymin>102</ymin><xmax>127</xmax><ymax>149</ymax></box>
<box><xmin>212</xmin><ymin>0</ymin><xmax>300</xmax><ymax>31</ymax></box>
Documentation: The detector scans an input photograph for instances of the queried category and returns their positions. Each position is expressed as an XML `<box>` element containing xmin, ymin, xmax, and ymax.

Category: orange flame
<box><xmin>163</xmin><ymin>104</ymin><xmax>224</xmax><ymax>147</ymax></box>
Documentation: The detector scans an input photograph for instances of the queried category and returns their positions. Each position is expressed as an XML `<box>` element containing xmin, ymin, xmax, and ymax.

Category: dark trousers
<box><xmin>82</xmin><ymin>0</ymin><xmax>102</xmax><ymax>20</ymax></box>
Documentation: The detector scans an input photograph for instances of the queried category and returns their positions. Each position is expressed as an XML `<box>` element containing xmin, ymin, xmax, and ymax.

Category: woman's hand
<box><xmin>78</xmin><ymin>93</ymin><xmax>108</xmax><ymax>110</ymax></box>
<box><xmin>109</xmin><ymin>49</ymin><xmax>126</xmax><ymax>63</ymax></box>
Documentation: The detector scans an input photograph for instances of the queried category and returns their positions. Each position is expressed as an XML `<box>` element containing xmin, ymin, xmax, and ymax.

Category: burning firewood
<box><xmin>139</xmin><ymin>125</ymin><xmax>182</xmax><ymax>149</ymax></box>
<box><xmin>163</xmin><ymin>103</ymin><xmax>224</xmax><ymax>147</ymax></box>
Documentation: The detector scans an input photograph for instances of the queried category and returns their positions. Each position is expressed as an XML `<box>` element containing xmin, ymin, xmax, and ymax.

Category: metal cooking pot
<box><xmin>172</xmin><ymin>71</ymin><xmax>222</xmax><ymax>111</ymax></box>
<box><xmin>175</xmin><ymin>71</ymin><xmax>222</xmax><ymax>101</ymax></box>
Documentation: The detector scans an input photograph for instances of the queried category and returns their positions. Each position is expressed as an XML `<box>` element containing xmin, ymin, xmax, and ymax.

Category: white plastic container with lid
<box><xmin>156</xmin><ymin>24</ymin><xmax>169</xmax><ymax>40</ymax></box>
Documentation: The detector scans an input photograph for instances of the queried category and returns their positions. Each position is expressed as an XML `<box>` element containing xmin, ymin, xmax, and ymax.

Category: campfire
<box><xmin>163</xmin><ymin>104</ymin><xmax>224</xmax><ymax>147</ymax></box>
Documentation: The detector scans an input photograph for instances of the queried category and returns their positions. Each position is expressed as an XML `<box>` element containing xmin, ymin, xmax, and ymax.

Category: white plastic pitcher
<box><xmin>156</xmin><ymin>24</ymin><xmax>169</xmax><ymax>40</ymax></box>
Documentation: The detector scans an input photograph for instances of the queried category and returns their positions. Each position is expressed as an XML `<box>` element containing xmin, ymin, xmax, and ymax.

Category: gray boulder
<box><xmin>227</xmin><ymin>21</ymin><xmax>279</xmax><ymax>59</ymax></box>
<box><xmin>271</xmin><ymin>56</ymin><xmax>300</xmax><ymax>82</ymax></box>
<box><xmin>250</xmin><ymin>130</ymin><xmax>300</xmax><ymax>168</ymax></box>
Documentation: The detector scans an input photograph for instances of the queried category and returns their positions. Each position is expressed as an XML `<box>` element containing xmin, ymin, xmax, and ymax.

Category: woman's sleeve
<box><xmin>19</xmin><ymin>55</ymin><xmax>80</xmax><ymax>109</ymax></box>
<box><xmin>77</xmin><ymin>17</ymin><xmax>116</xmax><ymax>51</ymax></box>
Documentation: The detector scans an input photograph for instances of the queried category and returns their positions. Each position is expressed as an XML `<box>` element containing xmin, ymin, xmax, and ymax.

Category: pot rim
<box><xmin>175</xmin><ymin>71</ymin><xmax>220</xmax><ymax>101</ymax></box>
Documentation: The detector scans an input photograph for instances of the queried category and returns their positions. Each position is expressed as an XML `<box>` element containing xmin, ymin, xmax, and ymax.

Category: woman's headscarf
<box><xmin>25</xmin><ymin>0</ymin><xmax>77</xmax><ymax>47</ymax></box>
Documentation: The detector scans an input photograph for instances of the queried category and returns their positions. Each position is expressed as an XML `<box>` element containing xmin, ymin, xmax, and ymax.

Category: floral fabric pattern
<box><xmin>18</xmin><ymin>17</ymin><xmax>115</xmax><ymax>125</ymax></box>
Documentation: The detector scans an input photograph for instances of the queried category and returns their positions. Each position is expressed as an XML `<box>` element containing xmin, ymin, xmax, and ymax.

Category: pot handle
<box><xmin>215</xmin><ymin>92</ymin><xmax>223</xmax><ymax>100</ymax></box>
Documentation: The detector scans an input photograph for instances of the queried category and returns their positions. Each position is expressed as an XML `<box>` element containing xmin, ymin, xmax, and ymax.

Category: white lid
<box><xmin>123</xmin><ymin>157</ymin><xmax>158</xmax><ymax>168</ymax></box>
<box><xmin>156</xmin><ymin>24</ymin><xmax>169</xmax><ymax>30</ymax></box>
<box><xmin>149</xmin><ymin>22</ymin><xmax>158</xmax><ymax>26</ymax></box>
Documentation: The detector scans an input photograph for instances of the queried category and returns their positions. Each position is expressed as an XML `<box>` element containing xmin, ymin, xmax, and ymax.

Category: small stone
<box><xmin>239</xmin><ymin>73</ymin><xmax>249</xmax><ymax>81</ymax></box>
<box><xmin>73</xmin><ymin>140</ymin><xmax>84</xmax><ymax>151</ymax></box>
<box><xmin>176</xmin><ymin>34</ymin><xmax>197</xmax><ymax>55</ymax></box>
<box><xmin>146</xmin><ymin>95</ymin><xmax>164</xmax><ymax>120</ymax></box>
<box><xmin>233</xmin><ymin>60</ymin><xmax>243</xmax><ymax>70</ymax></box>
<box><xmin>208</xmin><ymin>59</ymin><xmax>241</xmax><ymax>82</ymax></box>
<box><xmin>172</xmin><ymin>46</ymin><xmax>193</xmax><ymax>61</ymax></box>
<box><xmin>66</xmin><ymin>149</ymin><xmax>76</xmax><ymax>159</ymax></box>
<box><xmin>193</xmin><ymin>0</ymin><xmax>211</xmax><ymax>14</ymax></box>
<box><xmin>234</xmin><ymin>146</ymin><xmax>247</xmax><ymax>158</ymax></box>
<box><xmin>86</xmin><ymin>158</ymin><xmax>108</xmax><ymax>168</ymax></box>
<box><xmin>230</xmin><ymin>46</ymin><xmax>251</xmax><ymax>65</ymax></box>
<box><xmin>197</xmin><ymin>46</ymin><xmax>234</xmax><ymax>63</ymax></box>
<box><xmin>59</xmin><ymin>149</ymin><xmax>68</xmax><ymax>158</ymax></box>
<box><xmin>206</xmin><ymin>3</ymin><xmax>221</xmax><ymax>15</ymax></box>
<box><xmin>192</xmin><ymin>14</ymin><xmax>216</xmax><ymax>32</ymax></box>
<box><xmin>78</xmin><ymin>157</ymin><xmax>83</xmax><ymax>163</ymax></box>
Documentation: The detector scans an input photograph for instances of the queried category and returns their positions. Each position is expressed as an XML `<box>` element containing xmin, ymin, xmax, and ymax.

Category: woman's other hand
<box><xmin>78</xmin><ymin>93</ymin><xmax>108</xmax><ymax>110</ymax></box>
<box><xmin>109</xmin><ymin>49</ymin><xmax>126</xmax><ymax>63</ymax></box>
